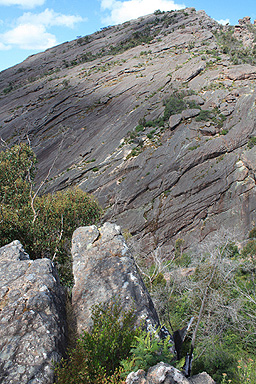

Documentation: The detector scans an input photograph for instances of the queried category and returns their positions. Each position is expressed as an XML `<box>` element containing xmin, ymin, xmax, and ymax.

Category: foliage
<box><xmin>249</xmin><ymin>226</ymin><xmax>256</xmax><ymax>238</ymax></box>
<box><xmin>121</xmin><ymin>329</ymin><xmax>174</xmax><ymax>374</ymax></box>
<box><xmin>195</xmin><ymin>108</ymin><xmax>226</xmax><ymax>128</ymax></box>
<box><xmin>214</xmin><ymin>27</ymin><xmax>256</xmax><ymax>65</ymax></box>
<box><xmin>193</xmin><ymin>346</ymin><xmax>236</xmax><ymax>383</ymax></box>
<box><xmin>236</xmin><ymin>357</ymin><xmax>256</xmax><ymax>383</ymax></box>
<box><xmin>241</xmin><ymin>239</ymin><xmax>256</xmax><ymax>262</ymax></box>
<box><xmin>162</xmin><ymin>91</ymin><xmax>200</xmax><ymax>121</ymax></box>
<box><xmin>163</xmin><ymin>92</ymin><xmax>187</xmax><ymax>120</ymax></box>
<box><xmin>134</xmin><ymin>229</ymin><xmax>256</xmax><ymax>382</ymax></box>
<box><xmin>247</xmin><ymin>136</ymin><xmax>256</xmax><ymax>149</ymax></box>
<box><xmin>0</xmin><ymin>143</ymin><xmax>102</xmax><ymax>286</ymax></box>
<box><xmin>54</xmin><ymin>300</ymin><xmax>139</xmax><ymax>384</ymax></box>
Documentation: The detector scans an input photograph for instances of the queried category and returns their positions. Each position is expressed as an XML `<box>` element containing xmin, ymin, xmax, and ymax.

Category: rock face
<box><xmin>0</xmin><ymin>241</ymin><xmax>67</xmax><ymax>384</ymax></box>
<box><xmin>126</xmin><ymin>362</ymin><xmax>215</xmax><ymax>384</ymax></box>
<box><xmin>72</xmin><ymin>222</ymin><xmax>160</xmax><ymax>333</ymax></box>
<box><xmin>1</xmin><ymin>8</ymin><xmax>256</xmax><ymax>254</ymax></box>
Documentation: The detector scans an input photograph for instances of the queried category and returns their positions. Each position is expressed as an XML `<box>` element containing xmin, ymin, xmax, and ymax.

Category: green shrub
<box><xmin>192</xmin><ymin>346</ymin><xmax>237</xmax><ymax>383</ymax></box>
<box><xmin>0</xmin><ymin>143</ymin><xmax>102</xmax><ymax>286</ymax></box>
<box><xmin>121</xmin><ymin>329</ymin><xmax>174</xmax><ymax>374</ymax></box>
<box><xmin>195</xmin><ymin>109</ymin><xmax>226</xmax><ymax>128</ymax></box>
<box><xmin>249</xmin><ymin>227</ymin><xmax>256</xmax><ymax>239</ymax></box>
<box><xmin>247</xmin><ymin>137</ymin><xmax>256</xmax><ymax>149</ymax></box>
<box><xmin>54</xmin><ymin>300</ymin><xmax>139</xmax><ymax>384</ymax></box>
<box><xmin>241</xmin><ymin>240</ymin><xmax>256</xmax><ymax>260</ymax></box>
<box><xmin>195</xmin><ymin>110</ymin><xmax>213</xmax><ymax>122</ymax></box>
<box><xmin>163</xmin><ymin>93</ymin><xmax>186</xmax><ymax>120</ymax></box>
<box><xmin>135</xmin><ymin>124</ymin><xmax>144</xmax><ymax>132</ymax></box>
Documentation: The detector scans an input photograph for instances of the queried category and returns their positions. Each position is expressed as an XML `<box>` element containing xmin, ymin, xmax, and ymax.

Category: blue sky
<box><xmin>0</xmin><ymin>0</ymin><xmax>256</xmax><ymax>72</ymax></box>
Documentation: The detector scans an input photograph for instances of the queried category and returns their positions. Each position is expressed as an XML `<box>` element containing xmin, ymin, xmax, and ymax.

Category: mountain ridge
<box><xmin>1</xmin><ymin>7</ymin><xmax>256</xmax><ymax>253</ymax></box>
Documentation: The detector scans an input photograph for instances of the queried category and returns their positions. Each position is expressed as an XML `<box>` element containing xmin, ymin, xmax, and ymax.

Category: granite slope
<box><xmin>1</xmin><ymin>9</ymin><xmax>256</xmax><ymax>251</ymax></box>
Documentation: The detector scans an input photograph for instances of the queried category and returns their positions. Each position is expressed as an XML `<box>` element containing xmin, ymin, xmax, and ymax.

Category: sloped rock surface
<box><xmin>72</xmin><ymin>222</ymin><xmax>160</xmax><ymax>333</ymax></box>
<box><xmin>1</xmin><ymin>8</ymin><xmax>256</xmax><ymax>253</ymax></box>
<box><xmin>0</xmin><ymin>241</ymin><xmax>67</xmax><ymax>384</ymax></box>
<box><xmin>126</xmin><ymin>362</ymin><xmax>215</xmax><ymax>384</ymax></box>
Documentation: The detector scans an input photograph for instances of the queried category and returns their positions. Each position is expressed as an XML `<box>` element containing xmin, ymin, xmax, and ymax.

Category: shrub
<box><xmin>163</xmin><ymin>93</ymin><xmax>186</xmax><ymax>120</ymax></box>
<box><xmin>249</xmin><ymin>227</ymin><xmax>256</xmax><ymax>238</ymax></box>
<box><xmin>54</xmin><ymin>300</ymin><xmax>139</xmax><ymax>384</ymax></box>
<box><xmin>241</xmin><ymin>240</ymin><xmax>256</xmax><ymax>261</ymax></box>
<box><xmin>247</xmin><ymin>136</ymin><xmax>256</xmax><ymax>149</ymax></box>
<box><xmin>121</xmin><ymin>329</ymin><xmax>174</xmax><ymax>374</ymax></box>
<box><xmin>0</xmin><ymin>143</ymin><xmax>102</xmax><ymax>286</ymax></box>
<box><xmin>195</xmin><ymin>109</ymin><xmax>213</xmax><ymax>122</ymax></box>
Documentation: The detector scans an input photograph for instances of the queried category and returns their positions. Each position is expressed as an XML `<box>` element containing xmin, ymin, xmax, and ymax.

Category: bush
<box><xmin>247</xmin><ymin>136</ymin><xmax>256</xmax><ymax>149</ymax></box>
<box><xmin>0</xmin><ymin>143</ymin><xmax>102</xmax><ymax>286</ymax></box>
<box><xmin>163</xmin><ymin>93</ymin><xmax>186</xmax><ymax>120</ymax></box>
<box><xmin>121</xmin><ymin>329</ymin><xmax>174</xmax><ymax>374</ymax></box>
<box><xmin>54</xmin><ymin>300</ymin><xmax>139</xmax><ymax>384</ymax></box>
<box><xmin>192</xmin><ymin>346</ymin><xmax>237</xmax><ymax>383</ymax></box>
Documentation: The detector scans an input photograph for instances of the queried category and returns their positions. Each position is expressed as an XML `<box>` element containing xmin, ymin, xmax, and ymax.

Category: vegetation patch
<box><xmin>0</xmin><ymin>143</ymin><xmax>102</xmax><ymax>286</ymax></box>
<box><xmin>54</xmin><ymin>300</ymin><xmax>174</xmax><ymax>384</ymax></box>
<box><xmin>214</xmin><ymin>26</ymin><xmax>256</xmax><ymax>65</ymax></box>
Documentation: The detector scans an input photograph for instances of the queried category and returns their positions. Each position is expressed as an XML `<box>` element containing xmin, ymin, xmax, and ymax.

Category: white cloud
<box><xmin>2</xmin><ymin>23</ymin><xmax>56</xmax><ymax>49</ymax></box>
<box><xmin>0</xmin><ymin>9</ymin><xmax>85</xmax><ymax>51</ymax></box>
<box><xmin>0</xmin><ymin>0</ymin><xmax>45</xmax><ymax>8</ymax></box>
<box><xmin>18</xmin><ymin>8</ymin><xmax>84</xmax><ymax>28</ymax></box>
<box><xmin>101</xmin><ymin>0</ymin><xmax>186</xmax><ymax>25</ymax></box>
<box><xmin>0</xmin><ymin>41</ymin><xmax>11</xmax><ymax>50</ymax></box>
<box><xmin>217</xmin><ymin>18</ymin><xmax>230</xmax><ymax>25</ymax></box>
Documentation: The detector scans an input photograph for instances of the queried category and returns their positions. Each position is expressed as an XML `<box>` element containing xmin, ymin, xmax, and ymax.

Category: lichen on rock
<box><xmin>0</xmin><ymin>241</ymin><xmax>67</xmax><ymax>384</ymax></box>
<box><xmin>72</xmin><ymin>222</ymin><xmax>160</xmax><ymax>333</ymax></box>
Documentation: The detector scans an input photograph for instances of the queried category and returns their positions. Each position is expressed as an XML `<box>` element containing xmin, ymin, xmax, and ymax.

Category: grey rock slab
<box><xmin>224</xmin><ymin>64</ymin><xmax>256</xmax><ymax>80</ymax></box>
<box><xmin>181</xmin><ymin>109</ymin><xmax>201</xmax><ymax>119</ymax></box>
<box><xmin>0</xmin><ymin>241</ymin><xmax>67</xmax><ymax>384</ymax></box>
<box><xmin>199</xmin><ymin>125</ymin><xmax>217</xmax><ymax>136</ymax></box>
<box><xmin>1</xmin><ymin>8</ymin><xmax>256</xmax><ymax>260</ymax></box>
<box><xmin>183</xmin><ymin>95</ymin><xmax>205</xmax><ymax>105</ymax></box>
<box><xmin>172</xmin><ymin>58</ymin><xmax>206</xmax><ymax>82</ymax></box>
<box><xmin>169</xmin><ymin>114</ymin><xmax>182</xmax><ymax>130</ymax></box>
<box><xmin>72</xmin><ymin>222</ymin><xmax>160</xmax><ymax>334</ymax></box>
<box><xmin>126</xmin><ymin>363</ymin><xmax>215</xmax><ymax>384</ymax></box>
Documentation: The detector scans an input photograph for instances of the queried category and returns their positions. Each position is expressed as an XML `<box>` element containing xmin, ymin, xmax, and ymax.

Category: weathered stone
<box><xmin>1</xmin><ymin>9</ymin><xmax>256</xmax><ymax>262</ymax></box>
<box><xmin>188</xmin><ymin>372</ymin><xmax>215</xmax><ymax>384</ymax></box>
<box><xmin>0</xmin><ymin>241</ymin><xmax>67</xmax><ymax>384</ymax></box>
<box><xmin>183</xmin><ymin>95</ymin><xmax>205</xmax><ymax>105</ymax></box>
<box><xmin>181</xmin><ymin>109</ymin><xmax>201</xmax><ymax>119</ymax></box>
<box><xmin>238</xmin><ymin>16</ymin><xmax>251</xmax><ymax>25</ymax></box>
<box><xmin>169</xmin><ymin>114</ymin><xmax>182</xmax><ymax>130</ymax></box>
<box><xmin>72</xmin><ymin>222</ymin><xmax>160</xmax><ymax>333</ymax></box>
<box><xmin>224</xmin><ymin>64</ymin><xmax>256</xmax><ymax>80</ymax></box>
<box><xmin>199</xmin><ymin>125</ymin><xmax>217</xmax><ymax>136</ymax></box>
<box><xmin>126</xmin><ymin>363</ymin><xmax>215</xmax><ymax>384</ymax></box>
<box><xmin>172</xmin><ymin>58</ymin><xmax>206</xmax><ymax>82</ymax></box>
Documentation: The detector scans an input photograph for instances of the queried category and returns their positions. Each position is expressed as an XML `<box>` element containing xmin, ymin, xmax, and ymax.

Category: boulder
<box><xmin>169</xmin><ymin>114</ymin><xmax>182</xmax><ymax>130</ymax></box>
<box><xmin>181</xmin><ymin>109</ymin><xmax>201</xmax><ymax>119</ymax></box>
<box><xmin>224</xmin><ymin>64</ymin><xmax>256</xmax><ymax>80</ymax></box>
<box><xmin>0</xmin><ymin>241</ymin><xmax>67</xmax><ymax>384</ymax></box>
<box><xmin>71</xmin><ymin>222</ymin><xmax>160</xmax><ymax>333</ymax></box>
<box><xmin>126</xmin><ymin>362</ymin><xmax>215</xmax><ymax>384</ymax></box>
<box><xmin>199</xmin><ymin>125</ymin><xmax>217</xmax><ymax>136</ymax></box>
<box><xmin>238</xmin><ymin>16</ymin><xmax>251</xmax><ymax>25</ymax></box>
<box><xmin>183</xmin><ymin>95</ymin><xmax>205</xmax><ymax>105</ymax></box>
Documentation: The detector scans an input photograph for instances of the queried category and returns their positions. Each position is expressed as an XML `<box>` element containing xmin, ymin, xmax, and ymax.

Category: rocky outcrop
<box><xmin>0</xmin><ymin>241</ymin><xmax>67</xmax><ymax>384</ymax></box>
<box><xmin>1</xmin><ymin>8</ymin><xmax>256</xmax><ymax>255</ymax></box>
<box><xmin>72</xmin><ymin>222</ymin><xmax>160</xmax><ymax>333</ymax></box>
<box><xmin>126</xmin><ymin>362</ymin><xmax>215</xmax><ymax>384</ymax></box>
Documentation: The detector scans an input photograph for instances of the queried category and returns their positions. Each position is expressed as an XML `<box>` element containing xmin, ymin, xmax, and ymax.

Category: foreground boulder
<box><xmin>126</xmin><ymin>362</ymin><xmax>215</xmax><ymax>384</ymax></box>
<box><xmin>0</xmin><ymin>241</ymin><xmax>67</xmax><ymax>384</ymax></box>
<box><xmin>72</xmin><ymin>222</ymin><xmax>160</xmax><ymax>333</ymax></box>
